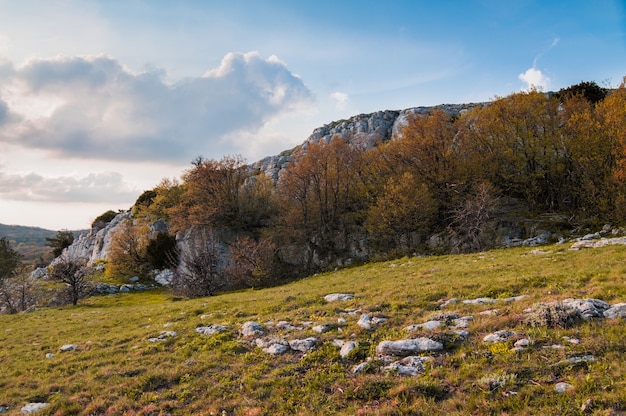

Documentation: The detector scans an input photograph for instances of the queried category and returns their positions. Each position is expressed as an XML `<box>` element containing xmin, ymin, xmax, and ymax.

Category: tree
<box><xmin>48</xmin><ymin>254</ymin><xmax>92</xmax><ymax>305</ymax></box>
<box><xmin>277</xmin><ymin>137</ymin><xmax>366</xmax><ymax>266</ymax></box>
<box><xmin>106</xmin><ymin>219</ymin><xmax>150</xmax><ymax>280</ymax></box>
<box><xmin>45</xmin><ymin>230</ymin><xmax>75</xmax><ymax>257</ymax></box>
<box><xmin>366</xmin><ymin>172</ymin><xmax>437</xmax><ymax>254</ymax></box>
<box><xmin>226</xmin><ymin>236</ymin><xmax>277</xmax><ymax>288</ymax></box>
<box><xmin>172</xmin><ymin>229</ymin><xmax>224</xmax><ymax>297</ymax></box>
<box><xmin>0</xmin><ymin>237</ymin><xmax>28</xmax><ymax>314</ymax></box>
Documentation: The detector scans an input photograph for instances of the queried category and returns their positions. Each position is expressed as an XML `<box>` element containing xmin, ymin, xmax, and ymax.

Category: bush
<box><xmin>91</xmin><ymin>210</ymin><xmax>119</xmax><ymax>231</ymax></box>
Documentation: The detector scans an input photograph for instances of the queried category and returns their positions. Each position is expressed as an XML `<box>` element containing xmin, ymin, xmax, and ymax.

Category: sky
<box><xmin>0</xmin><ymin>0</ymin><xmax>624</xmax><ymax>230</ymax></box>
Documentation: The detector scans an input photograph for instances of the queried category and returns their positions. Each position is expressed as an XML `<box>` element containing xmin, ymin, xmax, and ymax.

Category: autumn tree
<box><xmin>277</xmin><ymin>137</ymin><xmax>366</xmax><ymax>267</ymax></box>
<box><xmin>366</xmin><ymin>172</ymin><xmax>437</xmax><ymax>254</ymax></box>
<box><xmin>106</xmin><ymin>219</ymin><xmax>151</xmax><ymax>280</ymax></box>
<box><xmin>226</xmin><ymin>236</ymin><xmax>277</xmax><ymax>288</ymax></box>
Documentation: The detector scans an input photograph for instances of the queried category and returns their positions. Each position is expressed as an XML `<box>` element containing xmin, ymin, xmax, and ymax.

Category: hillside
<box><xmin>2</xmin><ymin>241</ymin><xmax>626</xmax><ymax>414</ymax></box>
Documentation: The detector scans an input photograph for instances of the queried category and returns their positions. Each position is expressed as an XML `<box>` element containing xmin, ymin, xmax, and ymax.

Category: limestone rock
<box><xmin>59</xmin><ymin>344</ymin><xmax>77</xmax><ymax>352</ymax></box>
<box><xmin>560</xmin><ymin>298</ymin><xmax>610</xmax><ymax>319</ymax></box>
<box><xmin>195</xmin><ymin>325</ymin><xmax>228</xmax><ymax>335</ymax></box>
<box><xmin>288</xmin><ymin>337</ymin><xmax>318</xmax><ymax>352</ymax></box>
<box><xmin>376</xmin><ymin>338</ymin><xmax>444</xmax><ymax>356</ymax></box>
<box><xmin>21</xmin><ymin>403</ymin><xmax>49</xmax><ymax>414</ymax></box>
<box><xmin>148</xmin><ymin>331</ymin><xmax>177</xmax><ymax>342</ymax></box>
<box><xmin>555</xmin><ymin>382</ymin><xmax>574</xmax><ymax>393</ymax></box>
<box><xmin>383</xmin><ymin>356</ymin><xmax>431</xmax><ymax>376</ymax></box>
<box><xmin>604</xmin><ymin>302</ymin><xmax>626</xmax><ymax>319</ymax></box>
<box><xmin>262</xmin><ymin>342</ymin><xmax>290</xmax><ymax>355</ymax></box>
<box><xmin>241</xmin><ymin>321</ymin><xmax>265</xmax><ymax>338</ymax></box>
<box><xmin>339</xmin><ymin>341</ymin><xmax>358</xmax><ymax>358</ymax></box>
<box><xmin>483</xmin><ymin>330</ymin><xmax>516</xmax><ymax>343</ymax></box>
<box><xmin>324</xmin><ymin>293</ymin><xmax>354</xmax><ymax>302</ymax></box>
<box><xmin>154</xmin><ymin>269</ymin><xmax>174</xmax><ymax>286</ymax></box>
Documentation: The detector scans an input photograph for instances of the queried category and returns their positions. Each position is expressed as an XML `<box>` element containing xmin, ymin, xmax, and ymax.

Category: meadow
<box><xmin>2</xmin><ymin>243</ymin><xmax>626</xmax><ymax>415</ymax></box>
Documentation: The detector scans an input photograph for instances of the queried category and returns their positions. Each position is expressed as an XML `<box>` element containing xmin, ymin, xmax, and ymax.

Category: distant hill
<box><xmin>0</xmin><ymin>224</ymin><xmax>86</xmax><ymax>266</ymax></box>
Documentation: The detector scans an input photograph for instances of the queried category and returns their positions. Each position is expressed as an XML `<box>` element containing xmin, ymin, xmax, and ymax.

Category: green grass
<box><xmin>2</xmin><ymin>244</ymin><xmax>626</xmax><ymax>414</ymax></box>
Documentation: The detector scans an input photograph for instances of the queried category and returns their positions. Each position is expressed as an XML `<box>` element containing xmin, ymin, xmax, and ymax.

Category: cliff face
<box><xmin>251</xmin><ymin>103</ymin><xmax>484</xmax><ymax>181</ymax></box>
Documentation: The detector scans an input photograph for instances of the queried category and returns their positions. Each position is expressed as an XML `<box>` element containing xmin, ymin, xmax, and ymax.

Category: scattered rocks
<box><xmin>560</xmin><ymin>298</ymin><xmax>610</xmax><ymax>319</ymax></box>
<box><xmin>195</xmin><ymin>325</ymin><xmax>228</xmax><ymax>335</ymax></box>
<box><xmin>356</xmin><ymin>314</ymin><xmax>387</xmax><ymax>329</ymax></box>
<box><xmin>148</xmin><ymin>331</ymin><xmax>177</xmax><ymax>342</ymax></box>
<box><xmin>59</xmin><ymin>344</ymin><xmax>77</xmax><ymax>352</ymax></box>
<box><xmin>21</xmin><ymin>403</ymin><xmax>49</xmax><ymax>414</ymax></box>
<box><xmin>462</xmin><ymin>298</ymin><xmax>497</xmax><ymax>305</ymax></box>
<box><xmin>275</xmin><ymin>321</ymin><xmax>303</xmax><ymax>331</ymax></box>
<box><xmin>571</xmin><ymin>236</ymin><xmax>626</xmax><ymax>250</ymax></box>
<box><xmin>483</xmin><ymin>330</ymin><xmax>516</xmax><ymax>343</ymax></box>
<box><xmin>241</xmin><ymin>321</ymin><xmax>266</xmax><ymax>338</ymax></box>
<box><xmin>556</xmin><ymin>355</ymin><xmax>596</xmax><ymax>366</ymax></box>
<box><xmin>376</xmin><ymin>338</ymin><xmax>444</xmax><ymax>356</ymax></box>
<box><xmin>324</xmin><ymin>293</ymin><xmax>354</xmax><ymax>302</ymax></box>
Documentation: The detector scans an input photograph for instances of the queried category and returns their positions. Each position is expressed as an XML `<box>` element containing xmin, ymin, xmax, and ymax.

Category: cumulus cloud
<box><xmin>330</xmin><ymin>91</ymin><xmax>349</xmax><ymax>110</ymax></box>
<box><xmin>0</xmin><ymin>168</ymin><xmax>139</xmax><ymax>203</ymax></box>
<box><xmin>519</xmin><ymin>67</ymin><xmax>550</xmax><ymax>91</ymax></box>
<box><xmin>0</xmin><ymin>52</ymin><xmax>313</xmax><ymax>163</ymax></box>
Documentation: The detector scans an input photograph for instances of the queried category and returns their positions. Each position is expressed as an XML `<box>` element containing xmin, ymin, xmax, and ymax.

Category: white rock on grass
<box><xmin>263</xmin><ymin>342</ymin><xmax>290</xmax><ymax>355</ymax></box>
<box><xmin>241</xmin><ymin>321</ymin><xmax>265</xmax><ymax>338</ymax></box>
<box><xmin>340</xmin><ymin>341</ymin><xmax>358</xmax><ymax>358</ymax></box>
<box><xmin>21</xmin><ymin>403</ymin><xmax>49</xmax><ymax>414</ymax></box>
<box><xmin>147</xmin><ymin>331</ymin><xmax>177</xmax><ymax>342</ymax></box>
<box><xmin>195</xmin><ymin>325</ymin><xmax>228</xmax><ymax>335</ymax></box>
<box><xmin>357</xmin><ymin>314</ymin><xmax>386</xmax><ymax>330</ymax></box>
<box><xmin>59</xmin><ymin>344</ymin><xmax>77</xmax><ymax>352</ymax></box>
<box><xmin>324</xmin><ymin>293</ymin><xmax>354</xmax><ymax>302</ymax></box>
<box><xmin>383</xmin><ymin>356</ymin><xmax>431</xmax><ymax>376</ymax></box>
<box><xmin>376</xmin><ymin>338</ymin><xmax>443</xmax><ymax>356</ymax></box>
<box><xmin>483</xmin><ymin>330</ymin><xmax>516</xmax><ymax>343</ymax></box>
<box><xmin>560</xmin><ymin>298</ymin><xmax>610</xmax><ymax>319</ymax></box>
<box><xmin>312</xmin><ymin>324</ymin><xmax>332</xmax><ymax>333</ymax></box>
<box><xmin>604</xmin><ymin>303</ymin><xmax>626</xmax><ymax>319</ymax></box>
<box><xmin>555</xmin><ymin>382</ymin><xmax>574</xmax><ymax>393</ymax></box>
<box><xmin>288</xmin><ymin>337</ymin><xmax>318</xmax><ymax>352</ymax></box>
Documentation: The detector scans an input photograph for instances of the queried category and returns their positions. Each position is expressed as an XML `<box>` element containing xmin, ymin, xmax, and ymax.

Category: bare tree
<box><xmin>448</xmin><ymin>183</ymin><xmax>500</xmax><ymax>253</ymax></box>
<box><xmin>48</xmin><ymin>254</ymin><xmax>92</xmax><ymax>305</ymax></box>
<box><xmin>226</xmin><ymin>236</ymin><xmax>277</xmax><ymax>289</ymax></box>
<box><xmin>172</xmin><ymin>229</ymin><xmax>224</xmax><ymax>297</ymax></box>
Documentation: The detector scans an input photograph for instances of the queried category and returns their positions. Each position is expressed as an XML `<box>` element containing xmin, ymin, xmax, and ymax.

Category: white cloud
<box><xmin>519</xmin><ymin>67</ymin><xmax>550</xmax><ymax>91</ymax></box>
<box><xmin>0</xmin><ymin>168</ymin><xmax>139</xmax><ymax>203</ymax></box>
<box><xmin>330</xmin><ymin>91</ymin><xmax>349</xmax><ymax>110</ymax></box>
<box><xmin>0</xmin><ymin>52</ymin><xmax>313</xmax><ymax>163</ymax></box>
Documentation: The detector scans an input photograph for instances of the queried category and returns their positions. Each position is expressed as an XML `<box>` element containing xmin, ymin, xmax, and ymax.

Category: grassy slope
<box><xmin>1</xmin><ymin>244</ymin><xmax>626</xmax><ymax>414</ymax></box>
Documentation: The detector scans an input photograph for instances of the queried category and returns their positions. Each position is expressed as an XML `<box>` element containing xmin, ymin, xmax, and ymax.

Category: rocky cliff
<box><xmin>251</xmin><ymin>102</ymin><xmax>485</xmax><ymax>181</ymax></box>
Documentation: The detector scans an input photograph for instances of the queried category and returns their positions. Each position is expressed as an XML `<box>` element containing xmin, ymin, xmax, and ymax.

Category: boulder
<box><xmin>383</xmin><ymin>356</ymin><xmax>431</xmax><ymax>376</ymax></box>
<box><xmin>262</xmin><ymin>342</ymin><xmax>290</xmax><ymax>355</ymax></box>
<box><xmin>483</xmin><ymin>330</ymin><xmax>516</xmax><ymax>343</ymax></box>
<box><xmin>560</xmin><ymin>298</ymin><xmax>610</xmax><ymax>319</ymax></box>
<box><xmin>288</xmin><ymin>337</ymin><xmax>318</xmax><ymax>352</ymax></box>
<box><xmin>340</xmin><ymin>341</ymin><xmax>358</xmax><ymax>358</ymax></box>
<box><xmin>604</xmin><ymin>303</ymin><xmax>626</xmax><ymax>319</ymax></box>
<box><xmin>324</xmin><ymin>293</ymin><xmax>354</xmax><ymax>302</ymax></box>
<box><xmin>376</xmin><ymin>338</ymin><xmax>443</xmax><ymax>356</ymax></box>
<box><xmin>20</xmin><ymin>403</ymin><xmax>49</xmax><ymax>414</ymax></box>
<box><xmin>195</xmin><ymin>325</ymin><xmax>228</xmax><ymax>335</ymax></box>
<box><xmin>241</xmin><ymin>321</ymin><xmax>265</xmax><ymax>338</ymax></box>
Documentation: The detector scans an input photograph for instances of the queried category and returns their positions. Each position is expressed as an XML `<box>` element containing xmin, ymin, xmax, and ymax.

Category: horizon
<box><xmin>0</xmin><ymin>0</ymin><xmax>624</xmax><ymax>230</ymax></box>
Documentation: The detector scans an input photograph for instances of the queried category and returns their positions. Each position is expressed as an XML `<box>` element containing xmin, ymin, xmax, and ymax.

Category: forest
<box><xmin>125</xmin><ymin>80</ymin><xmax>626</xmax><ymax>282</ymax></box>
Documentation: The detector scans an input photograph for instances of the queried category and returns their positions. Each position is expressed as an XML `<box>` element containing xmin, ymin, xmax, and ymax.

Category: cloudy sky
<box><xmin>0</xmin><ymin>0</ymin><xmax>624</xmax><ymax>230</ymax></box>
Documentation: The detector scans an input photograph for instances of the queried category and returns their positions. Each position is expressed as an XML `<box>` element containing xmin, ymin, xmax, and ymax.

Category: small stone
<box><xmin>241</xmin><ymin>321</ymin><xmax>265</xmax><ymax>338</ymax></box>
<box><xmin>195</xmin><ymin>325</ymin><xmax>228</xmax><ymax>335</ymax></box>
<box><xmin>288</xmin><ymin>337</ymin><xmax>318</xmax><ymax>352</ymax></box>
<box><xmin>384</xmin><ymin>356</ymin><xmax>431</xmax><ymax>376</ymax></box>
<box><xmin>263</xmin><ymin>342</ymin><xmax>289</xmax><ymax>355</ymax></box>
<box><xmin>129</xmin><ymin>276</ymin><xmax>140</xmax><ymax>283</ymax></box>
<box><xmin>324</xmin><ymin>293</ymin><xmax>354</xmax><ymax>302</ymax></box>
<box><xmin>439</xmin><ymin>298</ymin><xmax>458</xmax><ymax>309</ymax></box>
<box><xmin>340</xmin><ymin>341</ymin><xmax>357</xmax><ymax>358</ymax></box>
<box><xmin>483</xmin><ymin>330</ymin><xmax>516</xmax><ymax>343</ymax></box>
<box><xmin>514</xmin><ymin>338</ymin><xmax>531</xmax><ymax>348</ymax></box>
<box><xmin>337</xmin><ymin>317</ymin><xmax>346</xmax><ymax>325</ymax></box>
<box><xmin>357</xmin><ymin>314</ymin><xmax>372</xmax><ymax>329</ymax></box>
<box><xmin>45</xmin><ymin>353</ymin><xmax>54</xmax><ymax>359</ymax></box>
<box><xmin>562</xmin><ymin>336</ymin><xmax>581</xmax><ymax>345</ymax></box>
<box><xmin>21</xmin><ymin>403</ymin><xmax>49</xmax><ymax>414</ymax></box>
<box><xmin>479</xmin><ymin>309</ymin><xmax>500</xmax><ymax>316</ymax></box>
<box><xmin>312</xmin><ymin>324</ymin><xmax>331</xmax><ymax>333</ymax></box>
<box><xmin>59</xmin><ymin>344</ymin><xmax>77</xmax><ymax>352</ymax></box>
<box><xmin>462</xmin><ymin>297</ymin><xmax>497</xmax><ymax>305</ymax></box>
<box><xmin>555</xmin><ymin>382</ymin><xmax>574</xmax><ymax>393</ymax></box>
<box><xmin>352</xmin><ymin>362</ymin><xmax>369</xmax><ymax>374</ymax></box>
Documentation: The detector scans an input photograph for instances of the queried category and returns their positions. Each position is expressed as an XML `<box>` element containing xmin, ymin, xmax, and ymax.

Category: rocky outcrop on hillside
<box><xmin>250</xmin><ymin>103</ymin><xmax>485</xmax><ymax>181</ymax></box>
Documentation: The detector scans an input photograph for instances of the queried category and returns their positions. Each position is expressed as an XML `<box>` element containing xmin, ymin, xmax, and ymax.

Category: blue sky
<box><xmin>0</xmin><ymin>0</ymin><xmax>624</xmax><ymax>229</ymax></box>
